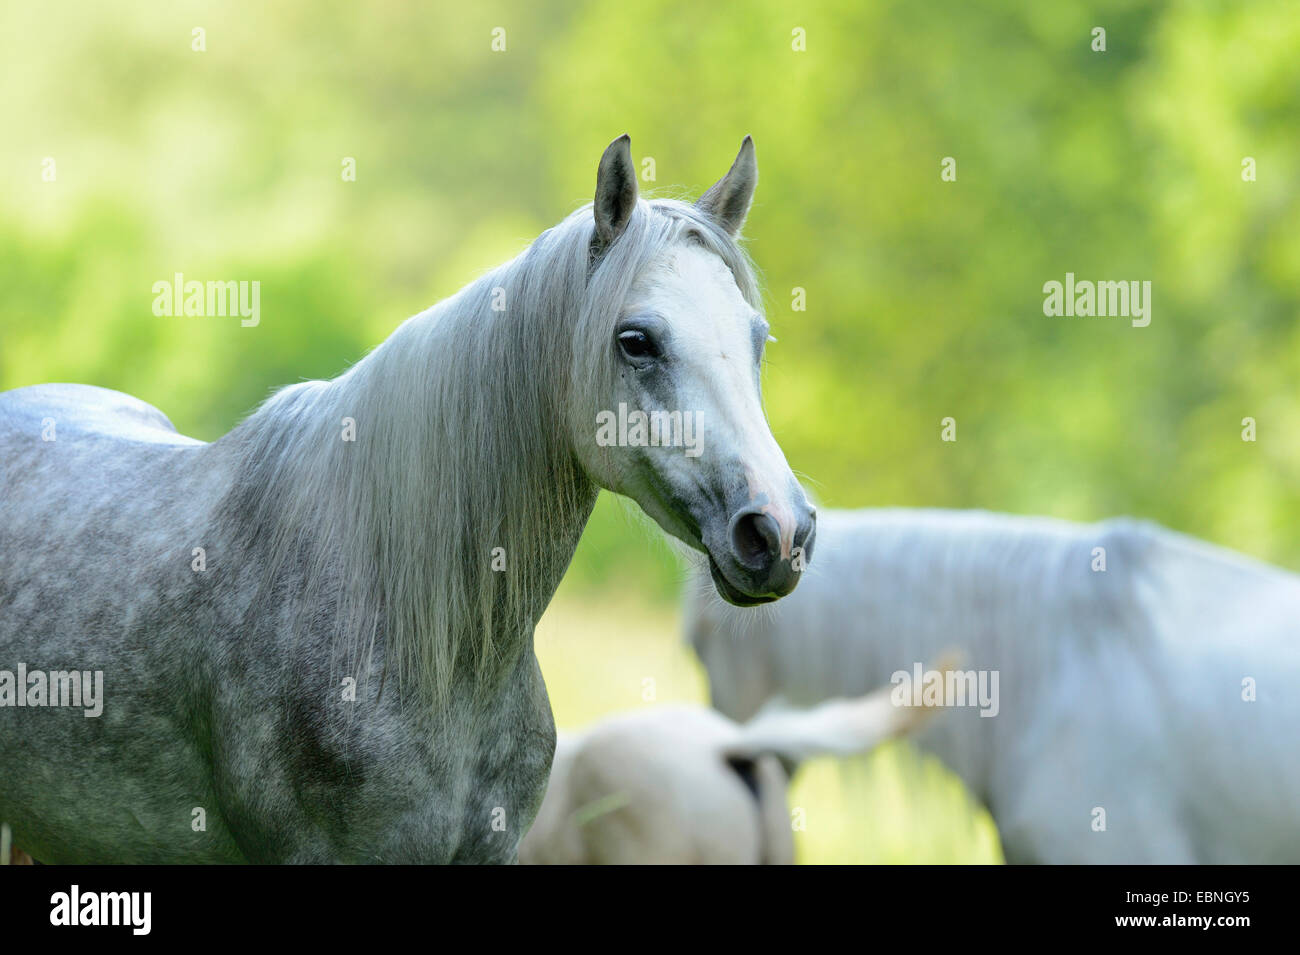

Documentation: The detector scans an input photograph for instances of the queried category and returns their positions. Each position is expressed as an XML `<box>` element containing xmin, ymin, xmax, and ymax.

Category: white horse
<box><xmin>688</xmin><ymin>508</ymin><xmax>1300</xmax><ymax>863</ymax></box>
<box><xmin>0</xmin><ymin>135</ymin><xmax>815</xmax><ymax>863</ymax></box>
<box><xmin>519</xmin><ymin>684</ymin><xmax>933</xmax><ymax>864</ymax></box>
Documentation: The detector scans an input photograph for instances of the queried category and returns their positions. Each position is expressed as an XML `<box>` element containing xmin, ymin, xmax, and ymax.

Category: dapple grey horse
<box><xmin>0</xmin><ymin>135</ymin><xmax>815</xmax><ymax>863</ymax></box>
<box><xmin>688</xmin><ymin>508</ymin><xmax>1300</xmax><ymax>863</ymax></box>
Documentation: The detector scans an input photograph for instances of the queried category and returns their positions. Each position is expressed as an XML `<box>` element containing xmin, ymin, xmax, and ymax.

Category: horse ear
<box><xmin>593</xmin><ymin>134</ymin><xmax>638</xmax><ymax>254</ymax></box>
<box><xmin>697</xmin><ymin>136</ymin><xmax>757</xmax><ymax>237</ymax></box>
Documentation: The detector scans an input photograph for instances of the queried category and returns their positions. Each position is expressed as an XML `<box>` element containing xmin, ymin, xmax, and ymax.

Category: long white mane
<box><xmin>220</xmin><ymin>197</ymin><xmax>762</xmax><ymax>704</ymax></box>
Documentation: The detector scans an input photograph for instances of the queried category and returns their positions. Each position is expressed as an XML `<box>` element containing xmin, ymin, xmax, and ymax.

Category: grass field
<box><xmin>535</xmin><ymin>583</ymin><xmax>1004</xmax><ymax>864</ymax></box>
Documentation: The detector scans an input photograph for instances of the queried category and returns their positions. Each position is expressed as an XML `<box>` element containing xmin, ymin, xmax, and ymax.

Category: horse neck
<box><xmin>827</xmin><ymin>513</ymin><xmax>1063</xmax><ymax>800</ymax></box>
<box><xmin>905</xmin><ymin>516</ymin><xmax>1096</xmax><ymax>796</ymax></box>
<box><xmin>226</xmin><ymin>281</ymin><xmax>598</xmax><ymax>700</ymax></box>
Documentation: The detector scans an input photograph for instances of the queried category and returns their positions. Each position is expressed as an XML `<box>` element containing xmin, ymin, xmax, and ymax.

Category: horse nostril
<box><xmin>730</xmin><ymin>510</ymin><xmax>781</xmax><ymax>572</ymax></box>
<box><xmin>796</xmin><ymin>509</ymin><xmax>817</xmax><ymax>563</ymax></box>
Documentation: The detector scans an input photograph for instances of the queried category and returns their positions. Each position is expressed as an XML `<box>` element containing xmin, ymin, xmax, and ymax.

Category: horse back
<box><xmin>0</xmin><ymin>383</ymin><xmax>202</xmax><ymax>446</ymax></box>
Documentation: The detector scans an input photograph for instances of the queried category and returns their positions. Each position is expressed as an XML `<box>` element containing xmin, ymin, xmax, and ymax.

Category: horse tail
<box><xmin>723</xmin><ymin>653</ymin><xmax>960</xmax><ymax>770</ymax></box>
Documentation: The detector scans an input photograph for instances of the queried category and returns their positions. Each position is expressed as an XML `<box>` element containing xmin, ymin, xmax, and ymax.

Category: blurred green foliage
<box><xmin>3</xmin><ymin>0</ymin><xmax>1298</xmax><ymax>602</ymax></box>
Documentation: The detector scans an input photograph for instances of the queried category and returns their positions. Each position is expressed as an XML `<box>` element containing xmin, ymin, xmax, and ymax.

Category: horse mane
<box><xmin>217</xmin><ymin>197</ymin><xmax>762</xmax><ymax>706</ymax></box>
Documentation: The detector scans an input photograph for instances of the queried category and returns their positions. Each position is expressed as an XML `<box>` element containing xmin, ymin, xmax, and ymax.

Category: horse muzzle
<box><xmin>706</xmin><ymin>502</ymin><xmax>816</xmax><ymax>606</ymax></box>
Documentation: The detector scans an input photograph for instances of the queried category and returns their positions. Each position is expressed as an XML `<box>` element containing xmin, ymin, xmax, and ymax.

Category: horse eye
<box><xmin>618</xmin><ymin>329</ymin><xmax>658</xmax><ymax>361</ymax></box>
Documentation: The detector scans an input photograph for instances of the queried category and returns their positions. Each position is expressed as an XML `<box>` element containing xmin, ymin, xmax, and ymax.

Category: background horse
<box><xmin>0</xmin><ymin>135</ymin><xmax>814</xmax><ymax>863</ymax></box>
<box><xmin>688</xmin><ymin>508</ymin><xmax>1300</xmax><ymax>863</ymax></box>
<box><xmin>519</xmin><ymin>680</ymin><xmax>939</xmax><ymax>864</ymax></box>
